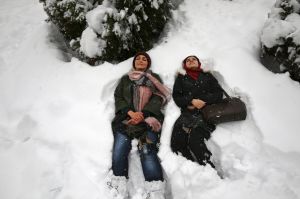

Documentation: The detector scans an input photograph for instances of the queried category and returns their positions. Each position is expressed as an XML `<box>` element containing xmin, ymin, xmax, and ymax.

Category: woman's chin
<box><xmin>189</xmin><ymin>66</ymin><xmax>199</xmax><ymax>70</ymax></box>
<box><xmin>135</xmin><ymin>68</ymin><xmax>147</xmax><ymax>71</ymax></box>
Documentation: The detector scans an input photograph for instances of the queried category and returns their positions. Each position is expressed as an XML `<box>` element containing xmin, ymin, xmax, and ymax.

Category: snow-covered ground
<box><xmin>1</xmin><ymin>0</ymin><xmax>300</xmax><ymax>199</ymax></box>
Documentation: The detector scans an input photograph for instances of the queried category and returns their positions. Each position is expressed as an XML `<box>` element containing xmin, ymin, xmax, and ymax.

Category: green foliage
<box><xmin>261</xmin><ymin>0</ymin><xmax>300</xmax><ymax>82</ymax></box>
<box><xmin>40</xmin><ymin>0</ymin><xmax>173</xmax><ymax>65</ymax></box>
<box><xmin>98</xmin><ymin>0</ymin><xmax>172</xmax><ymax>63</ymax></box>
<box><xmin>40</xmin><ymin>0</ymin><xmax>98</xmax><ymax>40</ymax></box>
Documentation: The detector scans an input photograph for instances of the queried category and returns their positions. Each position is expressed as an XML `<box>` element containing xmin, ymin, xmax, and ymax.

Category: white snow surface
<box><xmin>261</xmin><ymin>18</ymin><xmax>295</xmax><ymax>47</ymax></box>
<box><xmin>80</xmin><ymin>27</ymin><xmax>106</xmax><ymax>58</ymax></box>
<box><xmin>86</xmin><ymin>4</ymin><xmax>110</xmax><ymax>35</ymax></box>
<box><xmin>1</xmin><ymin>0</ymin><xmax>300</xmax><ymax>199</ymax></box>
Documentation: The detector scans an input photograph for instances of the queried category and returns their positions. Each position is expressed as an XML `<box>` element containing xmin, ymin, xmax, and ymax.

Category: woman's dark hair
<box><xmin>132</xmin><ymin>52</ymin><xmax>152</xmax><ymax>69</ymax></box>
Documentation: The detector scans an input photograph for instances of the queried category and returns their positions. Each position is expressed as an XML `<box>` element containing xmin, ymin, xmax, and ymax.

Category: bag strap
<box><xmin>209</xmin><ymin>72</ymin><xmax>231</xmax><ymax>99</ymax></box>
<box><xmin>220</xmin><ymin>86</ymin><xmax>231</xmax><ymax>99</ymax></box>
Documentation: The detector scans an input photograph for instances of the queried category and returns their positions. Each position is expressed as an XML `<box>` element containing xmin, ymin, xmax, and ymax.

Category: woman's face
<box><xmin>134</xmin><ymin>55</ymin><xmax>148</xmax><ymax>71</ymax></box>
<box><xmin>185</xmin><ymin>56</ymin><xmax>199</xmax><ymax>69</ymax></box>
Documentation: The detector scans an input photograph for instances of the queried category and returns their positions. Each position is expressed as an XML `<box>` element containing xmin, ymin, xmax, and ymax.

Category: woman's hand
<box><xmin>128</xmin><ymin>118</ymin><xmax>143</xmax><ymax>125</ymax></box>
<box><xmin>127</xmin><ymin>111</ymin><xmax>144</xmax><ymax>125</ymax></box>
<box><xmin>191</xmin><ymin>99</ymin><xmax>206</xmax><ymax>109</ymax></box>
<box><xmin>128</xmin><ymin>110</ymin><xmax>144</xmax><ymax>120</ymax></box>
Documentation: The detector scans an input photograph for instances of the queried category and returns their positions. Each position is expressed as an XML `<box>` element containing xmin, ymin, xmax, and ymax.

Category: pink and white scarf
<box><xmin>128</xmin><ymin>70</ymin><xmax>171</xmax><ymax>132</ymax></box>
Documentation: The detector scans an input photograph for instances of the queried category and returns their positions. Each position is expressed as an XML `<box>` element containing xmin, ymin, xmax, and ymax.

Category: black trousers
<box><xmin>171</xmin><ymin>118</ymin><xmax>215</xmax><ymax>167</ymax></box>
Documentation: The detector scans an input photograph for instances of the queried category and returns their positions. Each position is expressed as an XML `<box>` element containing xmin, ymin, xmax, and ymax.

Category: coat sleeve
<box><xmin>114</xmin><ymin>76</ymin><xmax>130</xmax><ymax>114</ymax></box>
<box><xmin>202</xmin><ymin>73</ymin><xmax>224</xmax><ymax>104</ymax></box>
<box><xmin>172</xmin><ymin>75</ymin><xmax>193</xmax><ymax>108</ymax></box>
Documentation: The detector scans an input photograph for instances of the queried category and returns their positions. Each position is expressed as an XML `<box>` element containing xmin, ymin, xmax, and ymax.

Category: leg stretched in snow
<box><xmin>112</xmin><ymin>132</ymin><xmax>132</xmax><ymax>178</ymax></box>
<box><xmin>139</xmin><ymin>131</ymin><xmax>164</xmax><ymax>182</ymax></box>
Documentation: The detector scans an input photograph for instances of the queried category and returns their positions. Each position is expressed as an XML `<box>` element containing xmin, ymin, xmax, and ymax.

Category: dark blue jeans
<box><xmin>112</xmin><ymin>131</ymin><xmax>163</xmax><ymax>181</ymax></box>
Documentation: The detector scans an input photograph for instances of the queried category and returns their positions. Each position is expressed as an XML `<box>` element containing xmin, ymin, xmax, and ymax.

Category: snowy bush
<box><xmin>40</xmin><ymin>0</ymin><xmax>96</xmax><ymax>40</ymax></box>
<box><xmin>40</xmin><ymin>0</ymin><xmax>172</xmax><ymax>65</ymax></box>
<box><xmin>169</xmin><ymin>0</ymin><xmax>184</xmax><ymax>8</ymax></box>
<box><xmin>260</xmin><ymin>0</ymin><xmax>300</xmax><ymax>82</ymax></box>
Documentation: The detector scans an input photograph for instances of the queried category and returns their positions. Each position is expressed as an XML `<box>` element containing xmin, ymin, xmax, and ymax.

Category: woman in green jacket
<box><xmin>108</xmin><ymin>52</ymin><xmax>170</xmax><ymax>199</ymax></box>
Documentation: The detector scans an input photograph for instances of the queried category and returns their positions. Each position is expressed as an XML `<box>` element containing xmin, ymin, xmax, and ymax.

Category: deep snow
<box><xmin>1</xmin><ymin>0</ymin><xmax>300</xmax><ymax>199</ymax></box>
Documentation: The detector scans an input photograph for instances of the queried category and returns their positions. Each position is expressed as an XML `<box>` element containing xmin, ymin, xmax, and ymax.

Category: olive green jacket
<box><xmin>111</xmin><ymin>72</ymin><xmax>165</xmax><ymax>133</ymax></box>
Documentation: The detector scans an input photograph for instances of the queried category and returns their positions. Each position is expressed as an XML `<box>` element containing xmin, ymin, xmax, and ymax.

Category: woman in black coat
<box><xmin>171</xmin><ymin>55</ymin><xmax>223</xmax><ymax>167</ymax></box>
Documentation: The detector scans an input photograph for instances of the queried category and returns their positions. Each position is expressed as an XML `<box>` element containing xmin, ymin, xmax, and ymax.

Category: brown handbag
<box><xmin>201</xmin><ymin>88</ymin><xmax>247</xmax><ymax>124</ymax></box>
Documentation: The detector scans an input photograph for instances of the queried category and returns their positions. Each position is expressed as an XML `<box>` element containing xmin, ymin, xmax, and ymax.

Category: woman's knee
<box><xmin>188</xmin><ymin>136</ymin><xmax>205</xmax><ymax>150</ymax></box>
<box><xmin>113</xmin><ymin>132</ymin><xmax>131</xmax><ymax>148</ymax></box>
<box><xmin>139</xmin><ymin>142</ymin><xmax>157</xmax><ymax>155</ymax></box>
<box><xmin>112</xmin><ymin>132</ymin><xmax>132</xmax><ymax>159</ymax></box>
<box><xmin>171</xmin><ymin>130</ymin><xmax>188</xmax><ymax>151</ymax></box>
<box><xmin>146</xmin><ymin>131</ymin><xmax>158</xmax><ymax>144</ymax></box>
